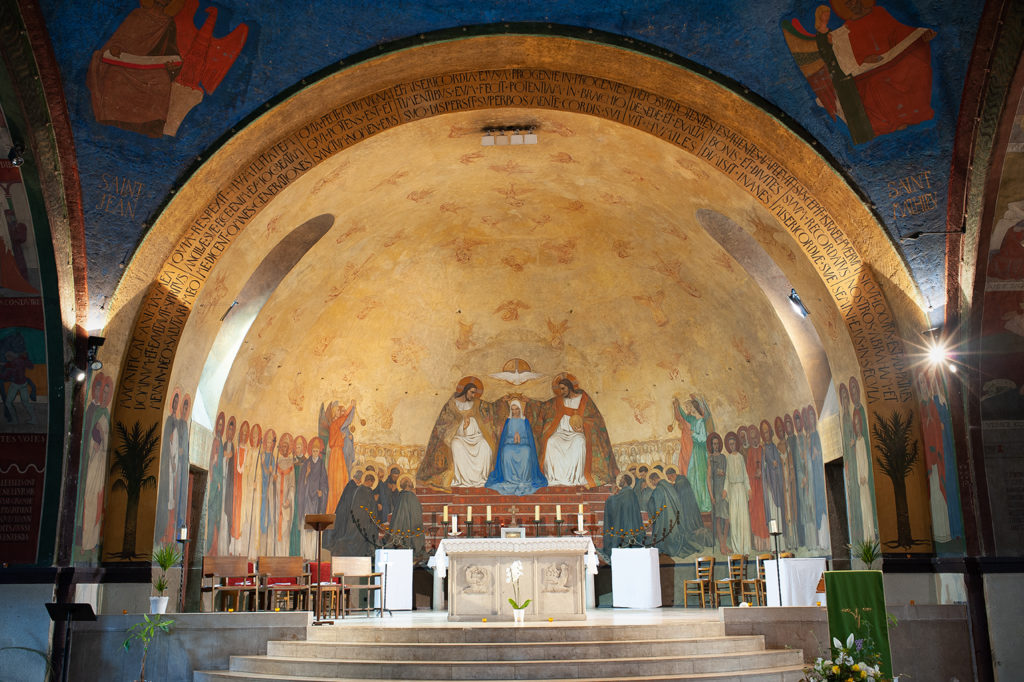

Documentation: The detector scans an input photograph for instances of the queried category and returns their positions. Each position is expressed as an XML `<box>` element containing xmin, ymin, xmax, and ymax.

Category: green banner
<box><xmin>824</xmin><ymin>570</ymin><xmax>892</xmax><ymax>677</ymax></box>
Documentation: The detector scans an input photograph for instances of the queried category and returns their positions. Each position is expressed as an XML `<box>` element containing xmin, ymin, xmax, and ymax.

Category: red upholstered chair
<box><xmin>308</xmin><ymin>560</ymin><xmax>342</xmax><ymax>618</ymax></box>
<box><xmin>257</xmin><ymin>556</ymin><xmax>311</xmax><ymax>611</ymax></box>
<box><xmin>201</xmin><ymin>556</ymin><xmax>258</xmax><ymax>612</ymax></box>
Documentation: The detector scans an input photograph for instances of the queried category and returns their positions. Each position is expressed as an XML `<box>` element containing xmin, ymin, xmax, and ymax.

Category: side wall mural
<box><xmin>0</xmin><ymin>107</ymin><xmax>49</xmax><ymax>564</ymax></box>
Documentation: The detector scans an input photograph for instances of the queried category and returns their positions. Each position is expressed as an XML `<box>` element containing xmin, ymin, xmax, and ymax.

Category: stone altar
<box><xmin>430</xmin><ymin>537</ymin><xmax>598</xmax><ymax>621</ymax></box>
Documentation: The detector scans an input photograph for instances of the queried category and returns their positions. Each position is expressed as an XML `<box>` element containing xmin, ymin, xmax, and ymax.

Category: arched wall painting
<box><xmin>0</xmin><ymin>106</ymin><xmax>49</xmax><ymax>564</ymax></box>
<box><xmin>99</xmin><ymin>39</ymin><xmax>933</xmax><ymax>562</ymax></box>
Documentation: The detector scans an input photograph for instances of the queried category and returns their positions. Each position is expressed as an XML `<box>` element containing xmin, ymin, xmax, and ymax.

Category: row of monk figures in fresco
<box><xmin>416</xmin><ymin>373</ymin><xmax>618</xmax><ymax>493</ymax></box>
<box><xmin>603</xmin><ymin>402</ymin><xmax>834</xmax><ymax>561</ymax></box>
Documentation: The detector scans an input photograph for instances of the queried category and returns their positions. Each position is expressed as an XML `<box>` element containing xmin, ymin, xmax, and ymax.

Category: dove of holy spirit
<box><xmin>490</xmin><ymin>358</ymin><xmax>545</xmax><ymax>385</ymax></box>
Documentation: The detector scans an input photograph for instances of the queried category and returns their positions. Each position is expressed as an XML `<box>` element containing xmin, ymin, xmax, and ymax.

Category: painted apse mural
<box><xmin>100</xmin><ymin>101</ymin><xmax>913</xmax><ymax>568</ymax></box>
<box><xmin>21</xmin><ymin>0</ymin><xmax>981</xmax><ymax>568</ymax></box>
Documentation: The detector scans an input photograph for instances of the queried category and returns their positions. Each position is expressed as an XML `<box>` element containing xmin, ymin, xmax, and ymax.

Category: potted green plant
<box><xmin>150</xmin><ymin>544</ymin><xmax>183</xmax><ymax>614</ymax></box>
<box><xmin>123</xmin><ymin>613</ymin><xmax>173</xmax><ymax>682</ymax></box>
<box><xmin>848</xmin><ymin>537</ymin><xmax>881</xmax><ymax>569</ymax></box>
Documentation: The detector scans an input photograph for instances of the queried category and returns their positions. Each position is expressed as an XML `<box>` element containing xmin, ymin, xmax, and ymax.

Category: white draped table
<box><xmin>764</xmin><ymin>557</ymin><xmax>827</xmax><ymax>607</ymax></box>
<box><xmin>611</xmin><ymin>547</ymin><xmax>661</xmax><ymax>608</ymax></box>
<box><xmin>428</xmin><ymin>537</ymin><xmax>598</xmax><ymax>621</ymax></box>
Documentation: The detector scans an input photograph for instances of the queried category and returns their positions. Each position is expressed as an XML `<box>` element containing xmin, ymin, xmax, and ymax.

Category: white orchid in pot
<box><xmin>505</xmin><ymin>560</ymin><xmax>531</xmax><ymax>622</ymax></box>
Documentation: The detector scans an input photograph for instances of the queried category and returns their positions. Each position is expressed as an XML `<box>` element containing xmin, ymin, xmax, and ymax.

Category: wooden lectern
<box><xmin>304</xmin><ymin>513</ymin><xmax>335</xmax><ymax>625</ymax></box>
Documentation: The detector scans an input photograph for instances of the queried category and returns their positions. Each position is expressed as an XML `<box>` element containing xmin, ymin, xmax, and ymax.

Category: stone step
<box><xmin>304</xmin><ymin>621</ymin><xmax>726</xmax><ymax>643</ymax></box>
<box><xmin>222</xmin><ymin>648</ymin><xmax>805</xmax><ymax>679</ymax></box>
<box><xmin>267</xmin><ymin>635</ymin><xmax>767</xmax><ymax>661</ymax></box>
<box><xmin>195</xmin><ymin>666</ymin><xmax>806</xmax><ymax>682</ymax></box>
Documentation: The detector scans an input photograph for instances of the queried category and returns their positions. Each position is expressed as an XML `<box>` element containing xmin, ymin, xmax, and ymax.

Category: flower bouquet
<box><xmin>505</xmin><ymin>560</ymin><xmax>530</xmax><ymax>622</ymax></box>
<box><xmin>802</xmin><ymin>633</ymin><xmax>889</xmax><ymax>682</ymax></box>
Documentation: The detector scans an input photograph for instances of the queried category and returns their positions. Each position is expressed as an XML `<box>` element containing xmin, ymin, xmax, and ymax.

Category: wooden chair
<box><xmin>740</xmin><ymin>553</ymin><xmax>772</xmax><ymax>605</ymax></box>
<box><xmin>712</xmin><ymin>554</ymin><xmax>747</xmax><ymax>607</ymax></box>
<box><xmin>682</xmin><ymin>555</ymin><xmax>715</xmax><ymax>607</ymax></box>
<box><xmin>308</xmin><ymin>560</ymin><xmax>342</xmax><ymax>618</ymax></box>
<box><xmin>257</xmin><ymin>556</ymin><xmax>311</xmax><ymax>611</ymax></box>
<box><xmin>201</xmin><ymin>556</ymin><xmax>258</xmax><ymax>612</ymax></box>
<box><xmin>332</xmin><ymin>556</ymin><xmax>383</xmax><ymax>618</ymax></box>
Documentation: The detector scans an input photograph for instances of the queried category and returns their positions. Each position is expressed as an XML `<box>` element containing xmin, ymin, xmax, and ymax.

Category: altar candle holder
<box><xmin>533</xmin><ymin>519</ymin><xmax>542</xmax><ymax>537</ymax></box>
<box><xmin>554</xmin><ymin>519</ymin><xmax>563</xmax><ymax>537</ymax></box>
<box><xmin>465</xmin><ymin>520</ymin><xmax>474</xmax><ymax>538</ymax></box>
<box><xmin>485</xmin><ymin>520</ymin><xmax>495</xmax><ymax>538</ymax></box>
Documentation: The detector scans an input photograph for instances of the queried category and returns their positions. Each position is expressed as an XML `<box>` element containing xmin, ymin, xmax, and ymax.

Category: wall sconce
<box><xmin>7</xmin><ymin>143</ymin><xmax>24</xmax><ymax>167</ymax></box>
<box><xmin>788</xmin><ymin>288</ymin><xmax>809</xmax><ymax>317</ymax></box>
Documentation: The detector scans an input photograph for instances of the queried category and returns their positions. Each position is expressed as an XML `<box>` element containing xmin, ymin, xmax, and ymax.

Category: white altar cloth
<box><xmin>429</xmin><ymin>537</ymin><xmax>599</xmax><ymax>578</ymax></box>
<box><xmin>764</xmin><ymin>557</ymin><xmax>827</xmax><ymax>607</ymax></box>
<box><xmin>611</xmin><ymin>547</ymin><xmax>661</xmax><ymax>608</ymax></box>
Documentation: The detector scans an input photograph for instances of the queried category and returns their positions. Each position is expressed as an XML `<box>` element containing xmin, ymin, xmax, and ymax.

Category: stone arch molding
<box><xmin>102</xmin><ymin>33</ymin><xmax>930</xmax><ymax>558</ymax></box>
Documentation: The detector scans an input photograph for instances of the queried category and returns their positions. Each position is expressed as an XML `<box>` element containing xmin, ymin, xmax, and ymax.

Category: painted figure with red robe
<box><xmin>782</xmin><ymin>0</ymin><xmax>935</xmax><ymax>144</ymax></box>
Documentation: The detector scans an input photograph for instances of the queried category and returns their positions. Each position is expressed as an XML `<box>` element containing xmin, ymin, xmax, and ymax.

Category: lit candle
<box><xmin>577</xmin><ymin>514</ymin><xmax>584</xmax><ymax>533</ymax></box>
<box><xmin>556</xmin><ymin>505</ymin><xmax>562</xmax><ymax>521</ymax></box>
<box><xmin>534</xmin><ymin>505</ymin><xmax>540</xmax><ymax>521</ymax></box>
<box><xmin>486</xmin><ymin>505</ymin><xmax>492</xmax><ymax>521</ymax></box>
<box><xmin>443</xmin><ymin>505</ymin><xmax>449</xmax><ymax>522</ymax></box>
<box><xmin>451</xmin><ymin>514</ymin><xmax>457</xmax><ymax>534</ymax></box>
<box><xmin>578</xmin><ymin>503</ymin><xmax>584</xmax><ymax>515</ymax></box>
<box><xmin>467</xmin><ymin>506</ymin><xmax>473</xmax><ymax>522</ymax></box>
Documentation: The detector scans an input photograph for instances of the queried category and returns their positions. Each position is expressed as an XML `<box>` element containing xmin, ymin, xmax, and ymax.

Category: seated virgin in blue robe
<box><xmin>486</xmin><ymin>408</ymin><xmax>547</xmax><ymax>496</ymax></box>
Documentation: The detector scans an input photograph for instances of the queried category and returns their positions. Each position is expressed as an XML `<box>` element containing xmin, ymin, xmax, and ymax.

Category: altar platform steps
<box><xmin>194</xmin><ymin>621</ymin><xmax>805</xmax><ymax>681</ymax></box>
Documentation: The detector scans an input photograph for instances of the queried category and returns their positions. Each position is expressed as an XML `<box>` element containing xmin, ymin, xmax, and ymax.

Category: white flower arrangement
<box><xmin>505</xmin><ymin>560</ymin><xmax>530</xmax><ymax>610</ymax></box>
<box><xmin>801</xmin><ymin>633</ymin><xmax>888</xmax><ymax>682</ymax></box>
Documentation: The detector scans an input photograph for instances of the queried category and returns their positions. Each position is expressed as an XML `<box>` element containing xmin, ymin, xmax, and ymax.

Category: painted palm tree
<box><xmin>109</xmin><ymin>421</ymin><xmax>159</xmax><ymax>559</ymax></box>
<box><xmin>871</xmin><ymin>410</ymin><xmax>921</xmax><ymax>549</ymax></box>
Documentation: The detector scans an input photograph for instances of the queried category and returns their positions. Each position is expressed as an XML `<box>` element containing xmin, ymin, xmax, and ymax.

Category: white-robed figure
<box><xmin>417</xmin><ymin>376</ymin><xmax>499</xmax><ymax>490</ymax></box>
<box><xmin>541</xmin><ymin>380</ymin><xmax>588</xmax><ymax>486</ymax></box>
<box><xmin>451</xmin><ymin>388</ymin><xmax>493</xmax><ymax>487</ymax></box>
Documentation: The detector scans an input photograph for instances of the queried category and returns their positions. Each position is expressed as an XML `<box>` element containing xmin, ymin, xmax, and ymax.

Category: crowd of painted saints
<box><xmin>150</xmin><ymin>373</ymin><xmax>893</xmax><ymax>563</ymax></box>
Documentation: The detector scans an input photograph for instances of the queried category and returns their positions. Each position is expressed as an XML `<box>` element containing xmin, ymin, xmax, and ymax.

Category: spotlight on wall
<box><xmin>7</xmin><ymin>143</ymin><xmax>25</xmax><ymax>167</ymax></box>
<box><xmin>67</xmin><ymin>362</ymin><xmax>86</xmax><ymax>383</ymax></box>
<box><xmin>87</xmin><ymin>336</ymin><xmax>105</xmax><ymax>371</ymax></box>
<box><xmin>788</xmin><ymin>288</ymin><xmax>809</xmax><ymax>317</ymax></box>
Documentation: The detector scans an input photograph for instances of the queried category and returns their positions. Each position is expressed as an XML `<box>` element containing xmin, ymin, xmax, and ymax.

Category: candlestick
<box><xmin>465</xmin><ymin>520</ymin><xmax>474</xmax><ymax>538</ymax></box>
<box><xmin>533</xmin><ymin>519</ymin><xmax>542</xmax><ymax>537</ymax></box>
<box><xmin>556</xmin><ymin>504</ymin><xmax>561</xmax><ymax>521</ymax></box>
<box><xmin>467</xmin><ymin>506</ymin><xmax>473</xmax><ymax>522</ymax></box>
<box><xmin>486</xmin><ymin>505</ymin><xmax>492</xmax><ymax>521</ymax></box>
<box><xmin>451</xmin><ymin>514</ymin><xmax>457</xmax><ymax>534</ymax></box>
<box><xmin>578</xmin><ymin>503</ymin><xmax>584</xmax><ymax>515</ymax></box>
<box><xmin>554</xmin><ymin>519</ymin><xmax>563</xmax><ymax>537</ymax></box>
<box><xmin>534</xmin><ymin>505</ymin><xmax>540</xmax><ymax>521</ymax></box>
<box><xmin>177</xmin><ymin>524</ymin><xmax>188</xmax><ymax>542</ymax></box>
<box><xmin>443</xmin><ymin>505</ymin><xmax>449</xmax><ymax>522</ymax></box>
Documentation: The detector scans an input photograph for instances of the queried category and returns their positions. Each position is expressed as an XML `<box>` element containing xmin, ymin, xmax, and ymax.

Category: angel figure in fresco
<box><xmin>320</xmin><ymin>400</ymin><xmax>356</xmax><ymax>516</ymax></box>
<box><xmin>529</xmin><ymin>373</ymin><xmax>618</xmax><ymax>488</ymax></box>
<box><xmin>485</xmin><ymin>397</ymin><xmax>548</xmax><ymax>496</ymax></box>
<box><xmin>673</xmin><ymin>394</ymin><xmax>713</xmax><ymax>512</ymax></box>
<box><xmin>87</xmin><ymin>0</ymin><xmax>248</xmax><ymax>138</ymax></box>
<box><xmin>782</xmin><ymin>0</ymin><xmax>935</xmax><ymax>144</ymax></box>
<box><xmin>417</xmin><ymin>376</ymin><xmax>500</xmax><ymax>491</ymax></box>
